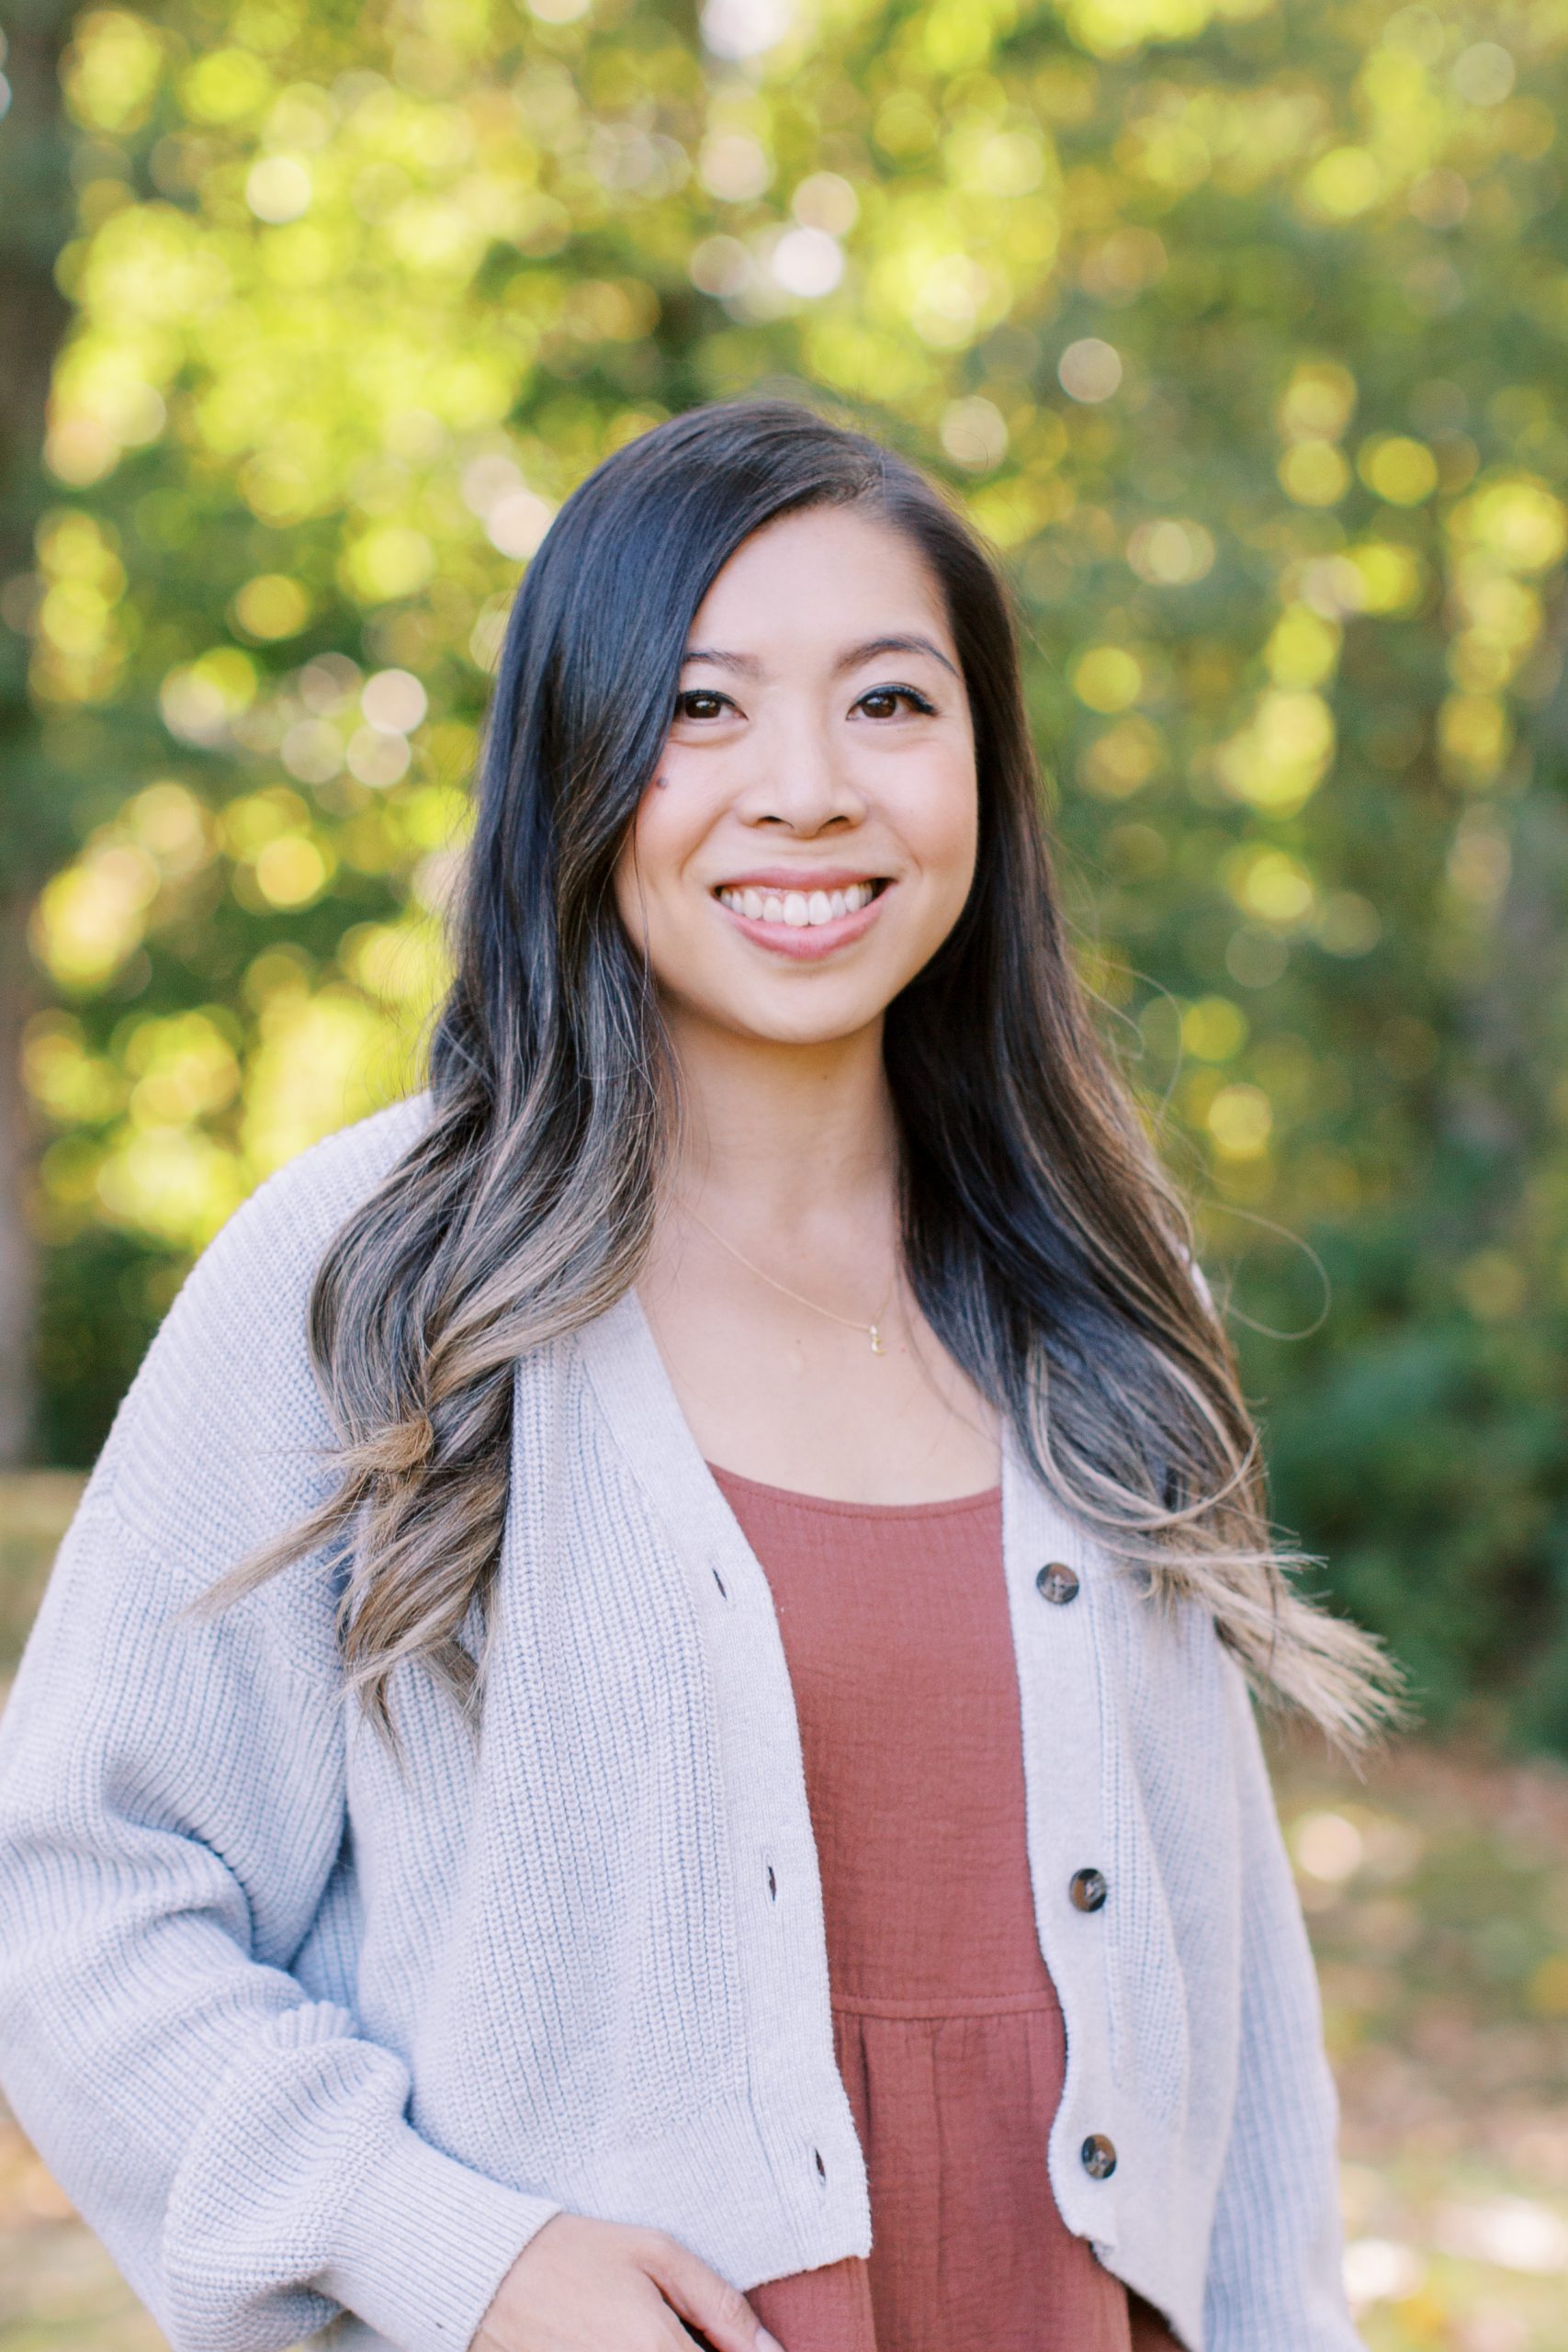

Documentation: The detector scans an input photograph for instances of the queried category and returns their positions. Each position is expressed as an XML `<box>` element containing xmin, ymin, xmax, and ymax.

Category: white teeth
<box><xmin>719</xmin><ymin>881</ymin><xmax>881</xmax><ymax>926</ymax></box>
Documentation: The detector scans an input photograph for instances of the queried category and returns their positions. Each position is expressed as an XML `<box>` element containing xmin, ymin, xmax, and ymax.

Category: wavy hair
<box><xmin>209</xmin><ymin>398</ymin><xmax>1401</xmax><ymax>1748</ymax></box>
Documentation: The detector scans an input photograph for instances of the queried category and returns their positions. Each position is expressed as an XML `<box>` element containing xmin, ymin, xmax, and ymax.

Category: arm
<box><xmin>1201</xmin><ymin>1656</ymin><xmax>1364</xmax><ymax>2352</ymax></box>
<box><xmin>0</xmin><ymin>1483</ymin><xmax>559</xmax><ymax>2352</ymax></box>
<box><xmin>0</xmin><ymin>1114</ymin><xmax>559</xmax><ymax>2352</ymax></box>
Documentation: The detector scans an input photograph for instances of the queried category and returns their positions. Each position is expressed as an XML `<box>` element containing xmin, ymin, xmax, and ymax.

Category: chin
<box><xmin>708</xmin><ymin>986</ymin><xmax>889</xmax><ymax>1049</ymax></box>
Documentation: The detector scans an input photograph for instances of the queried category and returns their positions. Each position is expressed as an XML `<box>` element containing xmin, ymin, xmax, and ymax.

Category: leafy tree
<box><xmin>11</xmin><ymin>0</ymin><xmax>1568</xmax><ymax>1741</ymax></box>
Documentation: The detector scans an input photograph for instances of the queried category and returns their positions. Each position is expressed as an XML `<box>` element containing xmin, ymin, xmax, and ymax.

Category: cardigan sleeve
<box><xmin>0</xmin><ymin>1105</ymin><xmax>560</xmax><ymax>2352</ymax></box>
<box><xmin>1201</xmin><ymin>1657</ymin><xmax>1365</xmax><ymax>2352</ymax></box>
<box><xmin>0</xmin><ymin>1483</ymin><xmax>561</xmax><ymax>2352</ymax></box>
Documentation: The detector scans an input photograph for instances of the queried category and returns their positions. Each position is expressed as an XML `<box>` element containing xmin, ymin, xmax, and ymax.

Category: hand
<box><xmin>471</xmin><ymin>2211</ymin><xmax>787</xmax><ymax>2352</ymax></box>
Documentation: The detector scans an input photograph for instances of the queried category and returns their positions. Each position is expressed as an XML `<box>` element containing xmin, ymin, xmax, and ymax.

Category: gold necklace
<box><xmin>683</xmin><ymin>1203</ymin><xmax>897</xmax><ymax>1356</ymax></box>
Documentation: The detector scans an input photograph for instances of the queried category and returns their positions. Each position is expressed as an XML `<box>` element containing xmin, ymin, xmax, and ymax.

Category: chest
<box><xmin>635</xmin><ymin>1268</ymin><xmax>1001</xmax><ymax>1502</ymax></box>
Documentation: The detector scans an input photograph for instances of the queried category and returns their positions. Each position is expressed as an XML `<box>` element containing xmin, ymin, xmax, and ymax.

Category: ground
<box><xmin>3</xmin><ymin>1476</ymin><xmax>1566</xmax><ymax>2351</ymax></box>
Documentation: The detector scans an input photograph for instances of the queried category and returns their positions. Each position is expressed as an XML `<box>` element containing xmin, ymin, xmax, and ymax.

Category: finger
<box><xmin>641</xmin><ymin>2238</ymin><xmax>784</xmax><ymax>2352</ymax></box>
<box><xmin>666</xmin><ymin>2321</ymin><xmax>718</xmax><ymax>2352</ymax></box>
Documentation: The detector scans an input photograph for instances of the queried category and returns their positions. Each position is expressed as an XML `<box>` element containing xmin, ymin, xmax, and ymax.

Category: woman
<box><xmin>0</xmin><ymin>401</ymin><xmax>1393</xmax><ymax>2352</ymax></box>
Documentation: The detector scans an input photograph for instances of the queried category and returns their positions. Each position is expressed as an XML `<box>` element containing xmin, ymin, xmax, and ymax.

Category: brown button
<box><xmin>1035</xmin><ymin>1562</ymin><xmax>1080</xmax><ymax>1604</ymax></box>
<box><xmin>1069</xmin><ymin>1867</ymin><xmax>1108</xmax><ymax>1913</ymax></box>
<box><xmin>1080</xmin><ymin>2134</ymin><xmax>1117</xmax><ymax>2179</ymax></box>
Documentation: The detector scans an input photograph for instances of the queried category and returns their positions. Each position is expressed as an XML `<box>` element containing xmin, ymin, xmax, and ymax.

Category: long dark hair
<box><xmin>212</xmin><ymin>398</ymin><xmax>1398</xmax><ymax>1745</ymax></box>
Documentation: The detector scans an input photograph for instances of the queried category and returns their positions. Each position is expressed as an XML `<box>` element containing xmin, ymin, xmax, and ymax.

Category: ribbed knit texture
<box><xmin>0</xmin><ymin>1095</ymin><xmax>1363</xmax><ymax>2352</ymax></box>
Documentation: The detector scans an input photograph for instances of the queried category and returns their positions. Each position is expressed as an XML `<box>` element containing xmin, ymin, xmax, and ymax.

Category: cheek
<box><xmin>612</xmin><ymin>769</ymin><xmax>715</xmax><ymax>951</ymax></box>
<box><xmin>615</xmin><ymin>775</ymin><xmax>677</xmax><ymax>904</ymax></box>
<box><xmin>911</xmin><ymin>750</ymin><xmax>980</xmax><ymax>899</ymax></box>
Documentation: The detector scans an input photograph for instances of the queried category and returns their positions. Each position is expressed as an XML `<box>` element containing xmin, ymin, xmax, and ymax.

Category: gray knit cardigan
<box><xmin>0</xmin><ymin>1094</ymin><xmax>1362</xmax><ymax>2352</ymax></box>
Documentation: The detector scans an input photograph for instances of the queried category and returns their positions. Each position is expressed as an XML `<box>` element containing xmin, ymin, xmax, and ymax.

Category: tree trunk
<box><xmin>0</xmin><ymin>0</ymin><xmax>78</xmax><ymax>1465</ymax></box>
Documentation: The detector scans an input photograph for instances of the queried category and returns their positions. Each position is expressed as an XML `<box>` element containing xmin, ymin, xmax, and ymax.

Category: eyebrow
<box><xmin>681</xmin><ymin>646</ymin><xmax>763</xmax><ymax>676</ymax></box>
<box><xmin>680</xmin><ymin>633</ymin><xmax>959</xmax><ymax>682</ymax></box>
<box><xmin>836</xmin><ymin>633</ymin><xmax>959</xmax><ymax>680</ymax></box>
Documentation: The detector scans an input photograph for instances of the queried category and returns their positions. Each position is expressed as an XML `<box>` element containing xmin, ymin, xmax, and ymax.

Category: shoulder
<box><xmin>89</xmin><ymin>1092</ymin><xmax>436</xmax><ymax>1577</ymax></box>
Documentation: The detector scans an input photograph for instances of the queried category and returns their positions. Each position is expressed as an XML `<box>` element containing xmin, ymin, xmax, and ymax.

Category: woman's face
<box><xmin>613</xmin><ymin>503</ymin><xmax>979</xmax><ymax>1050</ymax></box>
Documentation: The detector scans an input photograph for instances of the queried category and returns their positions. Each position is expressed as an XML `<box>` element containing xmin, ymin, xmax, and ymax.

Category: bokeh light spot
<box><xmin>1072</xmin><ymin>645</ymin><xmax>1142</xmax><ymax>713</ymax></box>
<box><xmin>231</xmin><ymin>573</ymin><xmax>310</xmax><ymax>640</ymax></box>
<box><xmin>1451</xmin><ymin>42</ymin><xmax>1516</xmax><ymax>107</ymax></box>
<box><xmin>245</xmin><ymin>155</ymin><xmax>311</xmax><ymax>223</ymax></box>
<box><xmin>940</xmin><ymin>397</ymin><xmax>1008</xmax><ymax>473</ymax></box>
<box><xmin>1057</xmin><ymin>338</ymin><xmax>1122</xmax><ymax>403</ymax></box>
<box><xmin>768</xmin><ymin>227</ymin><xmax>842</xmax><ymax>298</ymax></box>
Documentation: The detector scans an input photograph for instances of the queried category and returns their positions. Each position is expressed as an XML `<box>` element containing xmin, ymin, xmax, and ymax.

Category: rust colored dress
<box><xmin>707</xmin><ymin>1466</ymin><xmax>1184</xmax><ymax>2352</ymax></box>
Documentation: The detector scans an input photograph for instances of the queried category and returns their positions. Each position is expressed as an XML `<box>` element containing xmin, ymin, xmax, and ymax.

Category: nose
<box><xmin>736</xmin><ymin>706</ymin><xmax>865</xmax><ymax>835</ymax></box>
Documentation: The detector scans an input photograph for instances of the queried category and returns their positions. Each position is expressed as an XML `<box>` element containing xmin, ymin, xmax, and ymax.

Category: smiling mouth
<box><xmin>714</xmin><ymin>879</ymin><xmax>887</xmax><ymax>930</ymax></box>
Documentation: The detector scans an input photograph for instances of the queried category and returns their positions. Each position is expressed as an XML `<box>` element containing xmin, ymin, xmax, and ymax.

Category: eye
<box><xmin>854</xmin><ymin>684</ymin><xmax>937</xmax><ymax>720</ymax></box>
<box><xmin>673</xmin><ymin>686</ymin><xmax>737</xmax><ymax>722</ymax></box>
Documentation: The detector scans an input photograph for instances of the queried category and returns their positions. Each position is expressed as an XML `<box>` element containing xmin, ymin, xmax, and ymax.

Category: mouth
<box><xmin>710</xmin><ymin>873</ymin><xmax>893</xmax><ymax>960</ymax></box>
<box><xmin>716</xmin><ymin>877</ymin><xmax>885</xmax><ymax>927</ymax></box>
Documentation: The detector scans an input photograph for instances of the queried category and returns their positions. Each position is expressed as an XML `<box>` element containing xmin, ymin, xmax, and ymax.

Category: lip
<box><xmin>712</xmin><ymin>866</ymin><xmax>888</xmax><ymax>892</ymax></box>
<box><xmin>712</xmin><ymin>874</ymin><xmax>894</xmax><ymax>962</ymax></box>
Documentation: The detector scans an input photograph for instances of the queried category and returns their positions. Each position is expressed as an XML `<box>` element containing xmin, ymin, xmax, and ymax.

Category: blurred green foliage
<box><xmin>8</xmin><ymin>0</ymin><xmax>1568</xmax><ymax>1740</ymax></box>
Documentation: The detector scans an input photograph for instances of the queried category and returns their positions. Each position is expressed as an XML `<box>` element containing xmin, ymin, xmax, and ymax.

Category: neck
<box><xmin>660</xmin><ymin>1004</ymin><xmax>900</xmax><ymax>1238</ymax></box>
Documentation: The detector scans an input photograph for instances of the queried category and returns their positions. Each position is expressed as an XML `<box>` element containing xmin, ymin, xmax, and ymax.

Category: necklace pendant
<box><xmin>869</xmin><ymin>1325</ymin><xmax>886</xmax><ymax>1355</ymax></box>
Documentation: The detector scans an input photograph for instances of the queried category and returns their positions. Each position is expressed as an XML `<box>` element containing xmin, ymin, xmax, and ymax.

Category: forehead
<box><xmin>685</xmin><ymin>503</ymin><xmax>953</xmax><ymax>653</ymax></box>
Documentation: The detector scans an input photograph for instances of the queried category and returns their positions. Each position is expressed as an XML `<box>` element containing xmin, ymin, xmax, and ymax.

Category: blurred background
<box><xmin>1</xmin><ymin>0</ymin><xmax>1567</xmax><ymax>2344</ymax></box>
